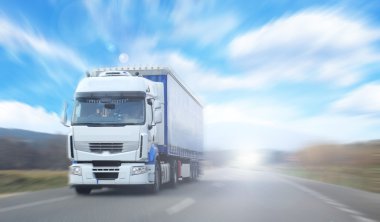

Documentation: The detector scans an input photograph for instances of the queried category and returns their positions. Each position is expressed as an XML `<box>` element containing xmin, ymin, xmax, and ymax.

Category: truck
<box><xmin>61</xmin><ymin>67</ymin><xmax>203</xmax><ymax>194</ymax></box>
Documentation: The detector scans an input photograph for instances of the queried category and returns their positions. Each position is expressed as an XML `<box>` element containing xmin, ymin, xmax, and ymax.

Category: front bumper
<box><xmin>69</xmin><ymin>163</ymin><xmax>155</xmax><ymax>186</ymax></box>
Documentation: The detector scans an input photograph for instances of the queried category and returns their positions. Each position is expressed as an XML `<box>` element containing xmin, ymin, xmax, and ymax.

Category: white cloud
<box><xmin>0</xmin><ymin>16</ymin><xmax>87</xmax><ymax>72</ymax></box>
<box><xmin>124</xmin><ymin>43</ymin><xmax>256</xmax><ymax>94</ymax></box>
<box><xmin>205</xmin><ymin>99</ymin><xmax>380</xmax><ymax>150</ymax></box>
<box><xmin>288</xmin><ymin>113</ymin><xmax>380</xmax><ymax>145</ymax></box>
<box><xmin>204</xmin><ymin>101</ymin><xmax>315</xmax><ymax>150</ymax></box>
<box><xmin>204</xmin><ymin>100</ymin><xmax>315</xmax><ymax>150</ymax></box>
<box><xmin>205</xmin><ymin>100</ymin><xmax>299</xmax><ymax>126</ymax></box>
<box><xmin>84</xmin><ymin>0</ymin><xmax>239</xmax><ymax>49</ymax></box>
<box><xmin>331</xmin><ymin>82</ymin><xmax>380</xmax><ymax>115</ymax></box>
<box><xmin>79</xmin><ymin>5</ymin><xmax>380</xmax><ymax>94</ymax></box>
<box><xmin>171</xmin><ymin>1</ymin><xmax>238</xmax><ymax>45</ymax></box>
<box><xmin>0</xmin><ymin>101</ymin><xmax>68</xmax><ymax>134</ymax></box>
<box><xmin>124</xmin><ymin>9</ymin><xmax>380</xmax><ymax>94</ymax></box>
<box><xmin>228</xmin><ymin>9</ymin><xmax>380</xmax><ymax>88</ymax></box>
<box><xmin>170</xmin><ymin>1</ymin><xmax>239</xmax><ymax>45</ymax></box>
<box><xmin>83</xmin><ymin>0</ymin><xmax>133</xmax><ymax>51</ymax></box>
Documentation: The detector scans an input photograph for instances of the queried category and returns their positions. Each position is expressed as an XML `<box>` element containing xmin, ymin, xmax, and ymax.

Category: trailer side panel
<box><xmin>143</xmin><ymin>72</ymin><xmax>203</xmax><ymax>158</ymax></box>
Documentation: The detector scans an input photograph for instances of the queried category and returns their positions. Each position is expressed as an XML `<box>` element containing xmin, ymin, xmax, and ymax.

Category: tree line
<box><xmin>0</xmin><ymin>135</ymin><xmax>69</xmax><ymax>170</ymax></box>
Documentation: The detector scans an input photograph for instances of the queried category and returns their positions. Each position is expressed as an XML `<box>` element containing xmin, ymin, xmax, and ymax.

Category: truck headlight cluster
<box><xmin>71</xmin><ymin>166</ymin><xmax>82</xmax><ymax>176</ymax></box>
<box><xmin>131</xmin><ymin>166</ymin><xmax>147</xmax><ymax>175</ymax></box>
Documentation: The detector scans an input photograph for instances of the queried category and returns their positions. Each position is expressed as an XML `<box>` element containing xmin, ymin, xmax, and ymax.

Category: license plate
<box><xmin>97</xmin><ymin>180</ymin><xmax>115</xmax><ymax>184</ymax></box>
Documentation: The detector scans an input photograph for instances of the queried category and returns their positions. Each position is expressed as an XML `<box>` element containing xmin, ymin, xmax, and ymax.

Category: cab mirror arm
<box><xmin>60</xmin><ymin>102</ymin><xmax>70</xmax><ymax>127</ymax></box>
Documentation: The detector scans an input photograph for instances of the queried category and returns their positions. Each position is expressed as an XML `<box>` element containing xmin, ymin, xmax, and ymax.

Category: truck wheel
<box><xmin>190</xmin><ymin>165</ymin><xmax>198</xmax><ymax>182</ymax></box>
<box><xmin>149</xmin><ymin>161</ymin><xmax>161</xmax><ymax>193</ymax></box>
<box><xmin>169</xmin><ymin>161</ymin><xmax>178</xmax><ymax>188</ymax></box>
<box><xmin>75</xmin><ymin>187</ymin><xmax>92</xmax><ymax>195</ymax></box>
<box><xmin>194</xmin><ymin>165</ymin><xmax>199</xmax><ymax>181</ymax></box>
<box><xmin>191</xmin><ymin>168</ymin><xmax>196</xmax><ymax>181</ymax></box>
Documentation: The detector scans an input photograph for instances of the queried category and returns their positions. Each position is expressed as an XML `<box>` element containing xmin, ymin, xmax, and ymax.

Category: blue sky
<box><xmin>0</xmin><ymin>0</ymin><xmax>380</xmax><ymax>150</ymax></box>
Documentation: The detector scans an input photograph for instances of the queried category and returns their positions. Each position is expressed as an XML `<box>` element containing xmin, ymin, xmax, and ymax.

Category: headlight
<box><xmin>131</xmin><ymin>166</ymin><xmax>147</xmax><ymax>175</ymax></box>
<box><xmin>71</xmin><ymin>166</ymin><xmax>82</xmax><ymax>176</ymax></box>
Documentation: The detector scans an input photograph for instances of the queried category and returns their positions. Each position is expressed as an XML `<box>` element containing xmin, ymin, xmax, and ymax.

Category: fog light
<box><xmin>131</xmin><ymin>166</ymin><xmax>147</xmax><ymax>175</ymax></box>
<box><xmin>71</xmin><ymin>166</ymin><xmax>82</xmax><ymax>176</ymax></box>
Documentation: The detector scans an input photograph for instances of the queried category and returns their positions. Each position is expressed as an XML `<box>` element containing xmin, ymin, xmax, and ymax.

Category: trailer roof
<box><xmin>88</xmin><ymin>67</ymin><xmax>203</xmax><ymax>107</ymax></box>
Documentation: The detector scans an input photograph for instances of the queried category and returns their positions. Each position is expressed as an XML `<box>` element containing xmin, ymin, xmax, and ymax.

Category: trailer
<box><xmin>61</xmin><ymin>67</ymin><xmax>203</xmax><ymax>194</ymax></box>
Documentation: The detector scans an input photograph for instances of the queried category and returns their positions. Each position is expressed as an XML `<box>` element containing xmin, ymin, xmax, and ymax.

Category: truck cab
<box><xmin>62</xmin><ymin>70</ymin><xmax>164</xmax><ymax>194</ymax></box>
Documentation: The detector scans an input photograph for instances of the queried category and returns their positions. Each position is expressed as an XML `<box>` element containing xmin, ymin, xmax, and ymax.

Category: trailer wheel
<box><xmin>194</xmin><ymin>165</ymin><xmax>199</xmax><ymax>181</ymax></box>
<box><xmin>169</xmin><ymin>160</ymin><xmax>178</xmax><ymax>188</ymax></box>
<box><xmin>149</xmin><ymin>161</ymin><xmax>161</xmax><ymax>193</ymax></box>
<box><xmin>75</xmin><ymin>187</ymin><xmax>92</xmax><ymax>195</ymax></box>
<box><xmin>190</xmin><ymin>164</ymin><xmax>198</xmax><ymax>181</ymax></box>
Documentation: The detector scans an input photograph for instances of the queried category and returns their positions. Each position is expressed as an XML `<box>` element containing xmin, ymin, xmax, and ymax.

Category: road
<box><xmin>0</xmin><ymin>167</ymin><xmax>379</xmax><ymax>222</ymax></box>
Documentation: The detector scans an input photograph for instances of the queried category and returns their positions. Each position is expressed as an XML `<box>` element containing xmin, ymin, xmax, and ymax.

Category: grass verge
<box><xmin>277</xmin><ymin>166</ymin><xmax>380</xmax><ymax>193</ymax></box>
<box><xmin>0</xmin><ymin>170</ymin><xmax>67</xmax><ymax>194</ymax></box>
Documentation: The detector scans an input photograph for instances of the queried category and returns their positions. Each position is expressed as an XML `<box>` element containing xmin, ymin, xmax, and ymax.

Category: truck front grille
<box><xmin>92</xmin><ymin>161</ymin><xmax>121</xmax><ymax>167</ymax></box>
<box><xmin>75</xmin><ymin>141</ymin><xmax>139</xmax><ymax>153</ymax></box>
<box><xmin>94</xmin><ymin>172</ymin><xmax>119</xmax><ymax>180</ymax></box>
<box><xmin>89</xmin><ymin>143</ymin><xmax>123</xmax><ymax>153</ymax></box>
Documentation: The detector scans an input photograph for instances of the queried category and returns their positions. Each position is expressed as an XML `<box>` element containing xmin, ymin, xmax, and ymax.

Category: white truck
<box><xmin>61</xmin><ymin>67</ymin><xmax>203</xmax><ymax>194</ymax></box>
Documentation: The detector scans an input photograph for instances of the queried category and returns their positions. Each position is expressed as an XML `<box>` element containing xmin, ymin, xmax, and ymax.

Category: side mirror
<box><xmin>60</xmin><ymin>102</ymin><xmax>70</xmax><ymax>127</ymax></box>
<box><xmin>154</xmin><ymin>109</ymin><xmax>162</xmax><ymax>124</ymax></box>
<box><xmin>153</xmin><ymin>100</ymin><xmax>161</xmax><ymax>109</ymax></box>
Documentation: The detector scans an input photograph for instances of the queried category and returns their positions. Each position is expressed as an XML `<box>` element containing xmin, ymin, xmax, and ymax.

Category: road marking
<box><xmin>166</xmin><ymin>198</ymin><xmax>195</xmax><ymax>215</ymax></box>
<box><xmin>0</xmin><ymin>196</ymin><xmax>73</xmax><ymax>213</ymax></box>
<box><xmin>281</xmin><ymin>178</ymin><xmax>377</xmax><ymax>222</ymax></box>
<box><xmin>0</xmin><ymin>192</ymin><xmax>28</xmax><ymax>199</ymax></box>
<box><xmin>352</xmin><ymin>216</ymin><xmax>378</xmax><ymax>222</ymax></box>
<box><xmin>336</xmin><ymin>207</ymin><xmax>363</xmax><ymax>216</ymax></box>
<box><xmin>325</xmin><ymin>200</ymin><xmax>347</xmax><ymax>208</ymax></box>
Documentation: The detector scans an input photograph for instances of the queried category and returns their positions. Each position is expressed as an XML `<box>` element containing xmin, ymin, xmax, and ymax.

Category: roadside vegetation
<box><xmin>0</xmin><ymin>129</ymin><xmax>69</xmax><ymax>195</ymax></box>
<box><xmin>0</xmin><ymin>170</ymin><xmax>67</xmax><ymax>194</ymax></box>
<box><xmin>279</xmin><ymin>141</ymin><xmax>380</xmax><ymax>193</ymax></box>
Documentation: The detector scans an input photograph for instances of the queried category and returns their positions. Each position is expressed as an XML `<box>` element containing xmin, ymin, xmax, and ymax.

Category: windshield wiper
<box><xmin>71</xmin><ymin>123</ymin><xmax>103</xmax><ymax>126</ymax></box>
<box><xmin>72</xmin><ymin>123</ymin><xmax>141</xmax><ymax>127</ymax></box>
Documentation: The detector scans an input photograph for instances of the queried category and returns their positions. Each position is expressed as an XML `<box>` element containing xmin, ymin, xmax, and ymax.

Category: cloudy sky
<box><xmin>0</xmin><ymin>0</ymin><xmax>380</xmax><ymax>150</ymax></box>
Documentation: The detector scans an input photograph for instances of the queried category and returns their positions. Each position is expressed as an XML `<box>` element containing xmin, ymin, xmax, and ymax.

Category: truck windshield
<box><xmin>72</xmin><ymin>97</ymin><xmax>145</xmax><ymax>126</ymax></box>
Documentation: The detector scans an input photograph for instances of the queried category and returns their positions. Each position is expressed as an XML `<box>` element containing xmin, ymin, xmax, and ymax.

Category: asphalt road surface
<box><xmin>1</xmin><ymin>167</ymin><xmax>379</xmax><ymax>222</ymax></box>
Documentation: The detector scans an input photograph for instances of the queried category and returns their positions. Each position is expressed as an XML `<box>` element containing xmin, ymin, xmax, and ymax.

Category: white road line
<box><xmin>325</xmin><ymin>200</ymin><xmax>348</xmax><ymax>209</ymax></box>
<box><xmin>0</xmin><ymin>196</ymin><xmax>74</xmax><ymax>213</ymax></box>
<box><xmin>166</xmin><ymin>198</ymin><xmax>195</xmax><ymax>215</ymax></box>
<box><xmin>0</xmin><ymin>192</ymin><xmax>28</xmax><ymax>199</ymax></box>
<box><xmin>336</xmin><ymin>207</ymin><xmax>363</xmax><ymax>216</ymax></box>
<box><xmin>281</xmin><ymin>177</ymin><xmax>377</xmax><ymax>222</ymax></box>
<box><xmin>352</xmin><ymin>215</ymin><xmax>378</xmax><ymax>222</ymax></box>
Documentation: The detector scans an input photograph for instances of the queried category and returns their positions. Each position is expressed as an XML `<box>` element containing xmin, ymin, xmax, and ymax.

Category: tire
<box><xmin>148</xmin><ymin>161</ymin><xmax>161</xmax><ymax>193</ymax></box>
<box><xmin>189</xmin><ymin>164</ymin><xmax>194</xmax><ymax>181</ymax></box>
<box><xmin>75</xmin><ymin>187</ymin><xmax>92</xmax><ymax>195</ymax></box>
<box><xmin>190</xmin><ymin>164</ymin><xmax>198</xmax><ymax>182</ymax></box>
<box><xmin>194</xmin><ymin>164</ymin><xmax>199</xmax><ymax>181</ymax></box>
<box><xmin>169</xmin><ymin>160</ymin><xmax>178</xmax><ymax>188</ymax></box>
